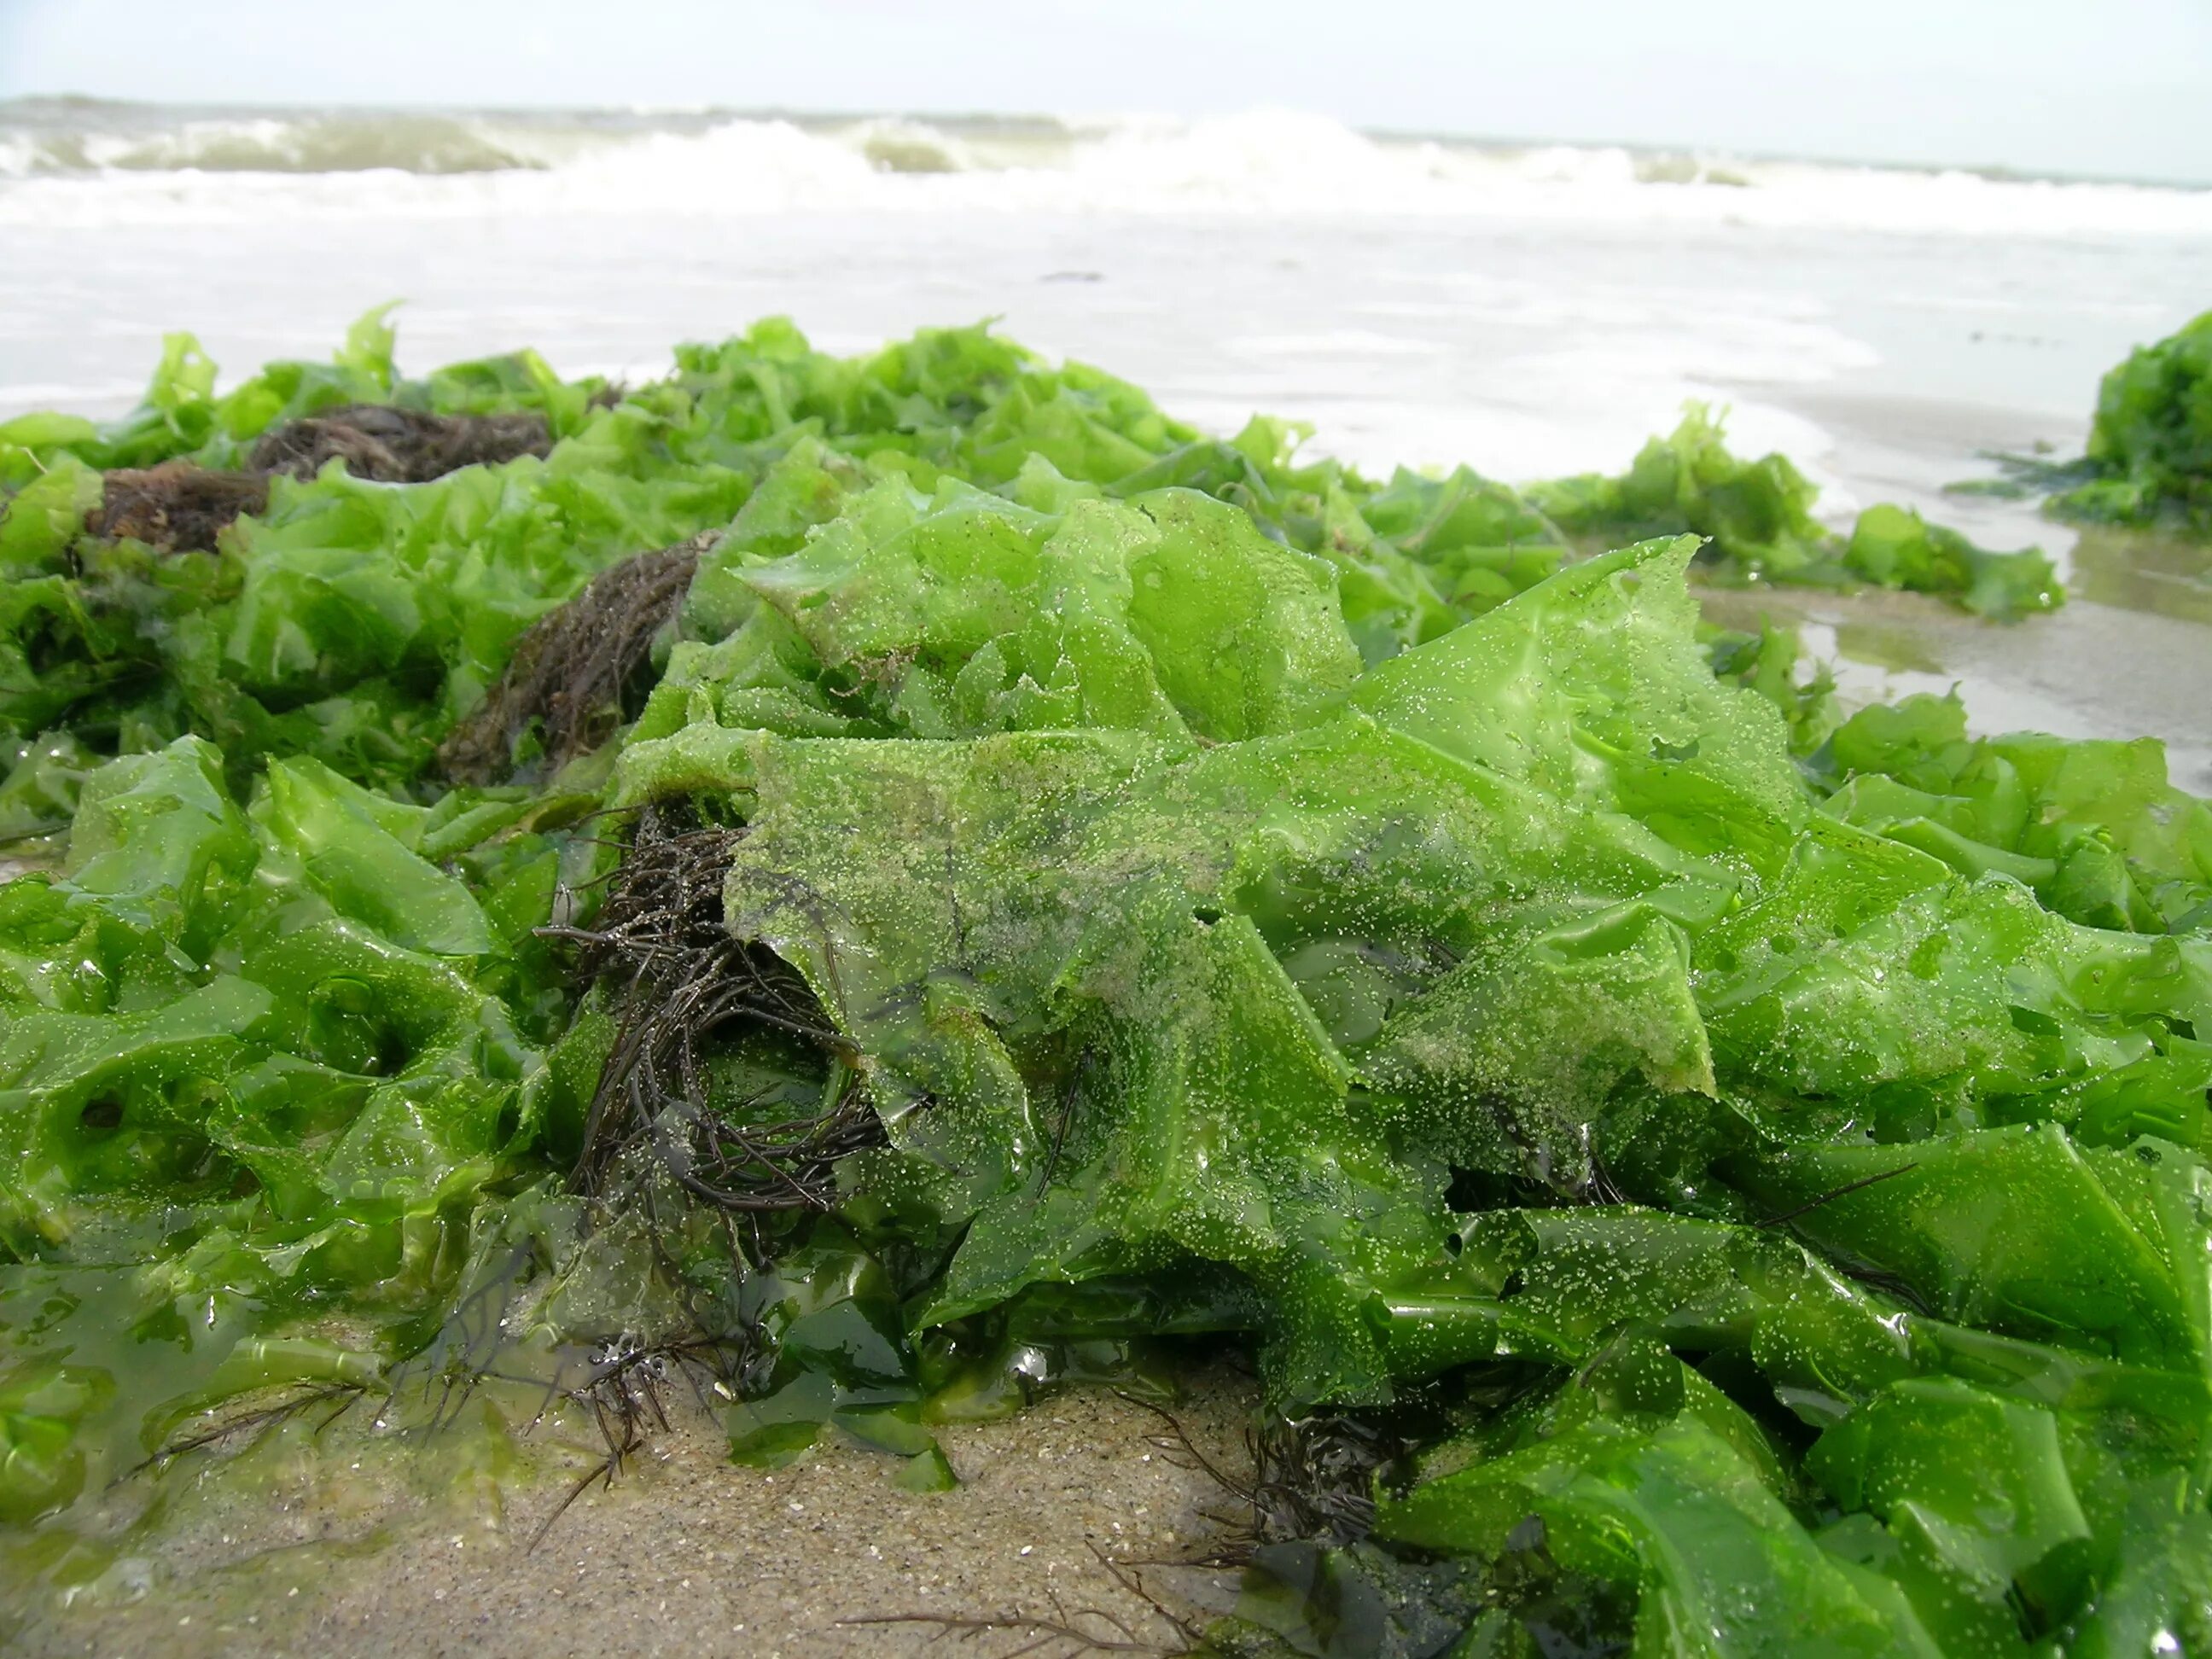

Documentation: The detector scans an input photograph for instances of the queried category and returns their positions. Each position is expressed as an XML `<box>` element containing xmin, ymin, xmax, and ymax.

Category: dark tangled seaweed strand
<box><xmin>84</xmin><ymin>405</ymin><xmax>553</xmax><ymax>556</ymax></box>
<box><xmin>439</xmin><ymin>533</ymin><xmax>713</xmax><ymax>784</ymax></box>
<box><xmin>1246</xmin><ymin>1412</ymin><xmax>1406</xmax><ymax>1549</ymax></box>
<box><xmin>129</xmin><ymin>1382</ymin><xmax>366</xmax><ymax>1480</ymax></box>
<box><xmin>839</xmin><ymin>1543</ymin><xmax>1202</xmax><ymax>1656</ymax></box>
<box><xmin>1117</xmin><ymin>1391</ymin><xmax>1402</xmax><ymax>1563</ymax></box>
<box><xmin>85</xmin><ymin>459</ymin><xmax>271</xmax><ymax>553</ymax></box>
<box><xmin>522</xmin><ymin>1328</ymin><xmax>760</xmax><ymax>1552</ymax></box>
<box><xmin>247</xmin><ymin>402</ymin><xmax>550</xmax><ymax>483</ymax></box>
<box><xmin>542</xmin><ymin>805</ymin><xmax>883</xmax><ymax>1214</ymax></box>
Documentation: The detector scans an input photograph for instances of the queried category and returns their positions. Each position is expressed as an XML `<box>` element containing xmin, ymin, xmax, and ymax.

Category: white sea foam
<box><xmin>1</xmin><ymin>105</ymin><xmax>2206</xmax><ymax>236</ymax></box>
<box><xmin>0</xmin><ymin>378</ymin><xmax>148</xmax><ymax>407</ymax></box>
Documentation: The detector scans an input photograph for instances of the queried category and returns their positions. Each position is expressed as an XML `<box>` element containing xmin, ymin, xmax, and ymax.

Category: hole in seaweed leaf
<box><xmin>79</xmin><ymin>1096</ymin><xmax>124</xmax><ymax>1132</ymax></box>
<box><xmin>1446</xmin><ymin>1164</ymin><xmax>1568</xmax><ymax>1212</ymax></box>
<box><xmin>368</xmin><ymin>1024</ymin><xmax>412</xmax><ymax>1079</ymax></box>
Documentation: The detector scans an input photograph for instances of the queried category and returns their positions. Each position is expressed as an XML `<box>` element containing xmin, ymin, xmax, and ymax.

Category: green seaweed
<box><xmin>0</xmin><ymin>313</ymin><xmax>2206</xmax><ymax>1656</ymax></box>
<box><xmin>1533</xmin><ymin>405</ymin><xmax>2062</xmax><ymax>620</ymax></box>
<box><xmin>2052</xmin><ymin>310</ymin><xmax>2212</xmax><ymax>533</ymax></box>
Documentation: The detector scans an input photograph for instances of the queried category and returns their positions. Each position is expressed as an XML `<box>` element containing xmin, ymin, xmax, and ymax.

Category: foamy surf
<box><xmin>2</xmin><ymin>101</ymin><xmax>2207</xmax><ymax>236</ymax></box>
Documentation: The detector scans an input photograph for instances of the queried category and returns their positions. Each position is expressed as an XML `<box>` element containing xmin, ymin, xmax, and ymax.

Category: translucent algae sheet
<box><xmin>3</xmin><ymin>314</ymin><xmax>2209</xmax><ymax>1656</ymax></box>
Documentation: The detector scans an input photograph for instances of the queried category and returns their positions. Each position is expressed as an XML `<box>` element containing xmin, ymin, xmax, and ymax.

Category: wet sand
<box><xmin>9</xmin><ymin>1371</ymin><xmax>1259</xmax><ymax>1656</ymax></box>
<box><xmin>1697</xmin><ymin>556</ymin><xmax>2212</xmax><ymax>797</ymax></box>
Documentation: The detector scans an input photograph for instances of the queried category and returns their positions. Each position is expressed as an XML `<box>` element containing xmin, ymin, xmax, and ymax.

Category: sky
<box><xmin>3</xmin><ymin>0</ymin><xmax>2210</xmax><ymax>183</ymax></box>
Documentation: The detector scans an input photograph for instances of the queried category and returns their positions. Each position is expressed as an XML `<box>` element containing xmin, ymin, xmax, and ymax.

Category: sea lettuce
<box><xmin>620</xmin><ymin>511</ymin><xmax>2202</xmax><ymax>1650</ymax></box>
<box><xmin>2052</xmin><ymin>309</ymin><xmax>2212</xmax><ymax>532</ymax></box>
<box><xmin>0</xmin><ymin>316</ymin><xmax>2204</xmax><ymax>1656</ymax></box>
<box><xmin>0</xmin><ymin>734</ymin><xmax>594</xmax><ymax>1517</ymax></box>
<box><xmin>1533</xmin><ymin>405</ymin><xmax>2063</xmax><ymax>620</ymax></box>
<box><xmin>1814</xmin><ymin>690</ymin><xmax>2212</xmax><ymax>934</ymax></box>
<box><xmin>0</xmin><ymin>317</ymin><xmax>2064</xmax><ymax>816</ymax></box>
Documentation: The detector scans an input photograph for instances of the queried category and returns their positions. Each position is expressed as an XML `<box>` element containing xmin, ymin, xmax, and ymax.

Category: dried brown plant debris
<box><xmin>247</xmin><ymin>402</ymin><xmax>550</xmax><ymax>482</ymax></box>
<box><xmin>86</xmin><ymin>404</ymin><xmax>552</xmax><ymax>554</ymax></box>
<box><xmin>84</xmin><ymin>460</ymin><xmax>269</xmax><ymax>553</ymax></box>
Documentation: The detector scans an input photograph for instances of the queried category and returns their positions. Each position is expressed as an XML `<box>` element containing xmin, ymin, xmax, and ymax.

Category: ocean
<box><xmin>3</xmin><ymin>97</ymin><xmax>2208</xmax><ymax>782</ymax></box>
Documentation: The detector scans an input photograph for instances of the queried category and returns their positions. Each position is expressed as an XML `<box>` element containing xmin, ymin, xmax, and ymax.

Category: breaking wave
<box><xmin>2</xmin><ymin>99</ymin><xmax>2207</xmax><ymax>236</ymax></box>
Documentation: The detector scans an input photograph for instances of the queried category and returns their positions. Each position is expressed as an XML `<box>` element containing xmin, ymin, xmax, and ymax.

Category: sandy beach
<box><xmin>10</xmin><ymin>1370</ymin><xmax>1257</xmax><ymax>1657</ymax></box>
